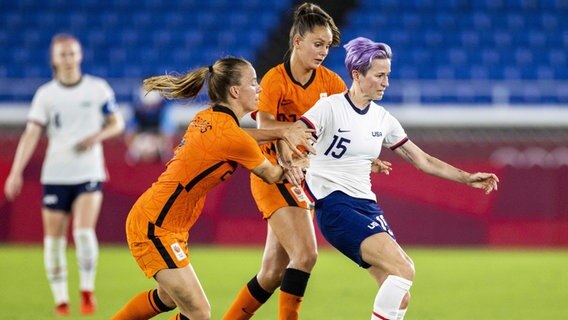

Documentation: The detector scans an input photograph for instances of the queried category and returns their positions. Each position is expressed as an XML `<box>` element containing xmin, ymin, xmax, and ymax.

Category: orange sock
<box><xmin>112</xmin><ymin>289</ymin><xmax>175</xmax><ymax>320</ymax></box>
<box><xmin>278</xmin><ymin>268</ymin><xmax>310</xmax><ymax>320</ymax></box>
<box><xmin>223</xmin><ymin>276</ymin><xmax>273</xmax><ymax>320</ymax></box>
<box><xmin>279</xmin><ymin>291</ymin><xmax>303</xmax><ymax>320</ymax></box>
<box><xmin>169</xmin><ymin>313</ymin><xmax>190</xmax><ymax>320</ymax></box>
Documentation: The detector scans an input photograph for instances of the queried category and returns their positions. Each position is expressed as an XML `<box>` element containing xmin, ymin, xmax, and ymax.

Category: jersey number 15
<box><xmin>324</xmin><ymin>135</ymin><xmax>351</xmax><ymax>159</ymax></box>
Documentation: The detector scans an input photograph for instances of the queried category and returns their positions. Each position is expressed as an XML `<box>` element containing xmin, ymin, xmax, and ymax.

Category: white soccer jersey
<box><xmin>28</xmin><ymin>75</ymin><xmax>118</xmax><ymax>184</ymax></box>
<box><xmin>300</xmin><ymin>93</ymin><xmax>408</xmax><ymax>202</ymax></box>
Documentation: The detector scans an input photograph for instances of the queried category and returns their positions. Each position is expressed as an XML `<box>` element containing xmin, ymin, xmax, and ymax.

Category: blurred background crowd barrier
<box><xmin>1</xmin><ymin>0</ymin><xmax>567</xmax><ymax>246</ymax></box>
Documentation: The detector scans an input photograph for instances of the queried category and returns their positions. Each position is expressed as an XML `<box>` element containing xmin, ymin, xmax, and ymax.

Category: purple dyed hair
<box><xmin>344</xmin><ymin>37</ymin><xmax>392</xmax><ymax>79</ymax></box>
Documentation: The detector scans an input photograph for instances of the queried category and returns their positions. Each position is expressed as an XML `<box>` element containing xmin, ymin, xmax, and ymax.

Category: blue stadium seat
<box><xmin>548</xmin><ymin>49</ymin><xmax>566</xmax><ymax>65</ymax></box>
<box><xmin>1</xmin><ymin>0</ymin><xmax>565</xmax><ymax>104</ymax></box>
<box><xmin>0</xmin><ymin>0</ymin><xmax>291</xmax><ymax>100</ymax></box>
<box><xmin>471</xmin><ymin>12</ymin><xmax>492</xmax><ymax>30</ymax></box>
<box><xmin>321</xmin><ymin>0</ymin><xmax>568</xmax><ymax>104</ymax></box>
<box><xmin>536</xmin><ymin>66</ymin><xmax>555</xmax><ymax>80</ymax></box>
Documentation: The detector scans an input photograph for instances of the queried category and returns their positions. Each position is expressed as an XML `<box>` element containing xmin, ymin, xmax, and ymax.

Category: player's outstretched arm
<box><xmin>394</xmin><ymin>140</ymin><xmax>499</xmax><ymax>194</ymax></box>
<box><xmin>244</xmin><ymin>125</ymin><xmax>315</xmax><ymax>156</ymax></box>
<box><xmin>251</xmin><ymin>155</ymin><xmax>306</xmax><ymax>187</ymax></box>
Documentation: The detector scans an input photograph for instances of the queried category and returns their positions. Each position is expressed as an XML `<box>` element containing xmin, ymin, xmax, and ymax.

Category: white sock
<box><xmin>396</xmin><ymin>308</ymin><xmax>407</xmax><ymax>320</ymax></box>
<box><xmin>371</xmin><ymin>275</ymin><xmax>413</xmax><ymax>320</ymax></box>
<box><xmin>44</xmin><ymin>236</ymin><xmax>69</xmax><ymax>305</ymax></box>
<box><xmin>73</xmin><ymin>228</ymin><xmax>99</xmax><ymax>292</ymax></box>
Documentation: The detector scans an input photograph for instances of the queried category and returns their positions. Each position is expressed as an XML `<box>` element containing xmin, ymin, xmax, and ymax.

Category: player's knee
<box><xmin>194</xmin><ymin>301</ymin><xmax>211</xmax><ymax>320</ymax></box>
<box><xmin>399</xmin><ymin>259</ymin><xmax>415</xmax><ymax>282</ymax></box>
<box><xmin>259</xmin><ymin>266</ymin><xmax>285</xmax><ymax>286</ymax></box>
<box><xmin>386</xmin><ymin>258</ymin><xmax>415</xmax><ymax>282</ymax></box>
<box><xmin>189</xmin><ymin>307</ymin><xmax>211</xmax><ymax>320</ymax></box>
<box><xmin>169</xmin><ymin>287</ymin><xmax>209</xmax><ymax>317</ymax></box>
<box><xmin>178</xmin><ymin>298</ymin><xmax>210</xmax><ymax>320</ymax></box>
<box><xmin>291</xmin><ymin>248</ymin><xmax>317</xmax><ymax>270</ymax></box>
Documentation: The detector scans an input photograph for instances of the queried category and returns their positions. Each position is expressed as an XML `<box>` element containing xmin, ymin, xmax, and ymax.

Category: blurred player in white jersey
<box><xmin>288</xmin><ymin>37</ymin><xmax>499</xmax><ymax>320</ymax></box>
<box><xmin>3</xmin><ymin>33</ymin><xmax>125</xmax><ymax>316</ymax></box>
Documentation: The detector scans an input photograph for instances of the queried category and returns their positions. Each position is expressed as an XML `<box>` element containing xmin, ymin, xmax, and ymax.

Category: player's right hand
<box><xmin>4</xmin><ymin>173</ymin><xmax>23</xmax><ymax>201</ymax></box>
<box><xmin>284</xmin><ymin>166</ymin><xmax>305</xmax><ymax>187</ymax></box>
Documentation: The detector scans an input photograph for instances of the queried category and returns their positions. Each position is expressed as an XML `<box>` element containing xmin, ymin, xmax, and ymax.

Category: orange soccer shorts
<box><xmin>125</xmin><ymin>209</ymin><xmax>190</xmax><ymax>278</ymax></box>
<box><xmin>250</xmin><ymin>173</ymin><xmax>310</xmax><ymax>219</ymax></box>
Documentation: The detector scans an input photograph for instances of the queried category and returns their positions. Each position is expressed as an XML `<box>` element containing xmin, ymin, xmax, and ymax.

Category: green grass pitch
<box><xmin>1</xmin><ymin>245</ymin><xmax>567</xmax><ymax>319</ymax></box>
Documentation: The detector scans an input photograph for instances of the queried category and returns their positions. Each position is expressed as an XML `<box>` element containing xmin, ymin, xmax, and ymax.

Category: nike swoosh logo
<box><xmin>338</xmin><ymin>128</ymin><xmax>351</xmax><ymax>133</ymax></box>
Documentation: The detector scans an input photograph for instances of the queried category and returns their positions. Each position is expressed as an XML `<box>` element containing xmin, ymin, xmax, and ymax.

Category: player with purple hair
<box><xmin>287</xmin><ymin>37</ymin><xmax>500</xmax><ymax>319</ymax></box>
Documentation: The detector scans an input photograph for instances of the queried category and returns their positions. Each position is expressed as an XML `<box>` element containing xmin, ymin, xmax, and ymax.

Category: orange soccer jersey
<box><xmin>126</xmin><ymin>105</ymin><xmax>266</xmax><ymax>277</ymax></box>
<box><xmin>251</xmin><ymin>60</ymin><xmax>347</xmax><ymax>217</ymax></box>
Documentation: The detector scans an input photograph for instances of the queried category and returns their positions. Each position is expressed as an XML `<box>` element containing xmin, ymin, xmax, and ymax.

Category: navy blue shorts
<box><xmin>42</xmin><ymin>181</ymin><xmax>103</xmax><ymax>213</ymax></box>
<box><xmin>315</xmin><ymin>191</ymin><xmax>395</xmax><ymax>269</ymax></box>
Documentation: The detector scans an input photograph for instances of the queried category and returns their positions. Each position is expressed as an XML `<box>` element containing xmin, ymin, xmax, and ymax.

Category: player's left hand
<box><xmin>467</xmin><ymin>172</ymin><xmax>500</xmax><ymax>194</ymax></box>
<box><xmin>282</xmin><ymin>122</ymin><xmax>316</xmax><ymax>157</ymax></box>
<box><xmin>371</xmin><ymin>159</ymin><xmax>392</xmax><ymax>175</ymax></box>
<box><xmin>76</xmin><ymin>135</ymin><xmax>98</xmax><ymax>152</ymax></box>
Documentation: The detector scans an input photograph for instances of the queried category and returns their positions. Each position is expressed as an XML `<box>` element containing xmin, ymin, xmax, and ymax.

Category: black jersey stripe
<box><xmin>154</xmin><ymin>161</ymin><xmax>226</xmax><ymax>227</ymax></box>
<box><xmin>147</xmin><ymin>223</ymin><xmax>177</xmax><ymax>269</ymax></box>
<box><xmin>155</xmin><ymin>183</ymin><xmax>184</xmax><ymax>227</ymax></box>
<box><xmin>276</xmin><ymin>183</ymin><xmax>298</xmax><ymax>207</ymax></box>
<box><xmin>184</xmin><ymin>161</ymin><xmax>225</xmax><ymax>192</ymax></box>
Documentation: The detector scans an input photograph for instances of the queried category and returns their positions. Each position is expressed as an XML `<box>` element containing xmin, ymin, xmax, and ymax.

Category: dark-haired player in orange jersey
<box><xmin>223</xmin><ymin>3</ymin><xmax>347</xmax><ymax>320</ymax></box>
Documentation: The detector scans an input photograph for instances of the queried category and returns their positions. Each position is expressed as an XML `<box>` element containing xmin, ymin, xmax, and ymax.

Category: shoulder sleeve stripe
<box><xmin>299</xmin><ymin>117</ymin><xmax>315</xmax><ymax>129</ymax></box>
<box><xmin>299</xmin><ymin>117</ymin><xmax>318</xmax><ymax>139</ymax></box>
<box><xmin>102</xmin><ymin>98</ymin><xmax>118</xmax><ymax>115</ymax></box>
<box><xmin>390</xmin><ymin>137</ymin><xmax>409</xmax><ymax>151</ymax></box>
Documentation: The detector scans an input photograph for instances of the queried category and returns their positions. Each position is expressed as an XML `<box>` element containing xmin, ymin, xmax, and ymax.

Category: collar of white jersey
<box><xmin>344</xmin><ymin>93</ymin><xmax>371</xmax><ymax>115</ymax></box>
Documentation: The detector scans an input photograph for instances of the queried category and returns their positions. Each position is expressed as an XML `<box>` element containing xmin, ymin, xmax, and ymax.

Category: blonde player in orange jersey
<box><xmin>223</xmin><ymin>3</ymin><xmax>348</xmax><ymax>320</ymax></box>
<box><xmin>112</xmin><ymin>57</ymin><xmax>315</xmax><ymax>320</ymax></box>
